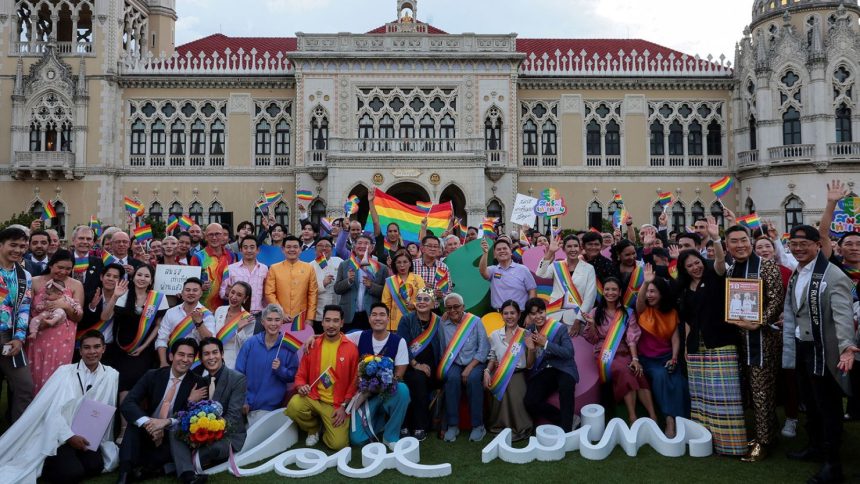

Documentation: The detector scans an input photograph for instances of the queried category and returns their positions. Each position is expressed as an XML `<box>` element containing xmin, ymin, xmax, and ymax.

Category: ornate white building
<box><xmin>0</xmin><ymin>0</ymin><xmax>856</xmax><ymax>238</ymax></box>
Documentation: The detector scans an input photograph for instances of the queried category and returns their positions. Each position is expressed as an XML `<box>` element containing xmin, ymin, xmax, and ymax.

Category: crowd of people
<box><xmin>0</xmin><ymin>181</ymin><xmax>857</xmax><ymax>484</ymax></box>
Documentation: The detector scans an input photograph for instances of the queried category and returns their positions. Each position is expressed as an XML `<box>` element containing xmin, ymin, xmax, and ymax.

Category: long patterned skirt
<box><xmin>686</xmin><ymin>346</ymin><xmax>747</xmax><ymax>456</ymax></box>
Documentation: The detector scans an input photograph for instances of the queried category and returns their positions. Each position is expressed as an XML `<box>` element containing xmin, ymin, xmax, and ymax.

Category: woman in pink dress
<box><xmin>26</xmin><ymin>250</ymin><xmax>84</xmax><ymax>393</ymax></box>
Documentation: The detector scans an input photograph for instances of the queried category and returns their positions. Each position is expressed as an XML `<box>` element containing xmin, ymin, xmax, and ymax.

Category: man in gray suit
<box><xmin>170</xmin><ymin>337</ymin><xmax>247</xmax><ymax>484</ymax></box>
<box><xmin>333</xmin><ymin>234</ymin><xmax>389</xmax><ymax>331</ymax></box>
<box><xmin>783</xmin><ymin>225</ymin><xmax>859</xmax><ymax>484</ymax></box>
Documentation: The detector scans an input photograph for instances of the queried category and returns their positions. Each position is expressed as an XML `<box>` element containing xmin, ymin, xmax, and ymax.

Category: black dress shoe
<box><xmin>189</xmin><ymin>474</ymin><xmax>209</xmax><ymax>484</ymax></box>
<box><xmin>807</xmin><ymin>462</ymin><xmax>844</xmax><ymax>484</ymax></box>
<box><xmin>787</xmin><ymin>447</ymin><xmax>823</xmax><ymax>462</ymax></box>
<box><xmin>116</xmin><ymin>472</ymin><xmax>129</xmax><ymax>484</ymax></box>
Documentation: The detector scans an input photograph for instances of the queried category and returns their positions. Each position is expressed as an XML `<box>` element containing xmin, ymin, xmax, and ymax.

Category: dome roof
<box><xmin>752</xmin><ymin>0</ymin><xmax>859</xmax><ymax>26</ymax></box>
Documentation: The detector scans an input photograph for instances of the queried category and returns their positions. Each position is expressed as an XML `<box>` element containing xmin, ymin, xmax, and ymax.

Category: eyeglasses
<box><xmin>788</xmin><ymin>241</ymin><xmax>816</xmax><ymax>249</ymax></box>
<box><xmin>444</xmin><ymin>304</ymin><xmax>463</xmax><ymax>310</ymax></box>
<box><xmin>416</xmin><ymin>296</ymin><xmax>433</xmax><ymax>302</ymax></box>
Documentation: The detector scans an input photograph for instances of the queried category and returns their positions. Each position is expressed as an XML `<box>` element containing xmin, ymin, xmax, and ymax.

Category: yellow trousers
<box><xmin>285</xmin><ymin>395</ymin><xmax>350</xmax><ymax>450</ymax></box>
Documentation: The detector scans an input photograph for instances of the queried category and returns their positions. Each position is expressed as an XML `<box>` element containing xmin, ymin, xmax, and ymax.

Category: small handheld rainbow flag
<box><xmin>265</xmin><ymin>192</ymin><xmax>283</xmax><ymax>205</ymax></box>
<box><xmin>344</xmin><ymin>195</ymin><xmax>360</xmax><ymax>216</ymax></box>
<box><xmin>317</xmin><ymin>366</ymin><xmax>336</xmax><ymax>389</ymax></box>
<box><xmin>296</xmin><ymin>190</ymin><xmax>314</xmax><ymax>202</ymax></box>
<box><xmin>166</xmin><ymin>215</ymin><xmax>178</xmax><ymax>233</ymax></box>
<box><xmin>710</xmin><ymin>176</ymin><xmax>734</xmax><ymax>199</ymax></box>
<box><xmin>133</xmin><ymin>224</ymin><xmax>153</xmax><ymax>242</ymax></box>
<box><xmin>320</xmin><ymin>217</ymin><xmax>333</xmax><ymax>235</ymax></box>
<box><xmin>101</xmin><ymin>251</ymin><xmax>117</xmax><ymax>265</ymax></box>
<box><xmin>481</xmin><ymin>217</ymin><xmax>497</xmax><ymax>238</ymax></box>
<box><xmin>435</xmin><ymin>267</ymin><xmax>450</xmax><ymax>292</ymax></box>
<box><xmin>73</xmin><ymin>256</ymin><xmax>89</xmax><ymax>275</ymax></box>
<box><xmin>736</xmin><ymin>213</ymin><xmax>762</xmax><ymax>231</ymax></box>
<box><xmin>179</xmin><ymin>215</ymin><xmax>194</xmax><ymax>231</ymax></box>
<box><xmin>780</xmin><ymin>233</ymin><xmax>790</xmax><ymax>244</ymax></box>
<box><xmin>124</xmin><ymin>197</ymin><xmax>144</xmax><ymax>216</ymax></box>
<box><xmin>89</xmin><ymin>216</ymin><xmax>102</xmax><ymax>237</ymax></box>
<box><xmin>657</xmin><ymin>192</ymin><xmax>674</xmax><ymax>207</ymax></box>
<box><xmin>290</xmin><ymin>311</ymin><xmax>307</xmax><ymax>332</ymax></box>
<box><xmin>612</xmin><ymin>208</ymin><xmax>629</xmax><ymax>228</ymax></box>
<box><xmin>41</xmin><ymin>201</ymin><xmax>56</xmax><ymax>221</ymax></box>
<box><xmin>416</xmin><ymin>201</ymin><xmax>433</xmax><ymax>213</ymax></box>
<box><xmin>315</xmin><ymin>253</ymin><xmax>328</xmax><ymax>269</ymax></box>
<box><xmin>280</xmin><ymin>332</ymin><xmax>302</xmax><ymax>352</ymax></box>
<box><xmin>613</xmin><ymin>194</ymin><xmax>624</xmax><ymax>204</ymax></box>
<box><xmin>255</xmin><ymin>199</ymin><xmax>269</xmax><ymax>214</ymax></box>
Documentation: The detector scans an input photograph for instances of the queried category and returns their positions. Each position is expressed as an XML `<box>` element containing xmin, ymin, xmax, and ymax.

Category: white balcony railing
<box><xmin>327</xmin><ymin>137</ymin><xmax>485</xmax><ymax>155</ymax></box>
<box><xmin>828</xmin><ymin>142</ymin><xmax>860</xmax><ymax>160</ymax></box>
<box><xmin>737</xmin><ymin>150</ymin><xmax>759</xmax><ymax>168</ymax></box>
<box><xmin>130</xmin><ymin>153</ymin><xmax>224</xmax><ymax>167</ymax></box>
<box><xmin>519</xmin><ymin>49</ymin><xmax>733</xmax><ymax>78</ymax></box>
<box><xmin>12</xmin><ymin>40</ymin><xmax>93</xmax><ymax>56</ymax></box>
<box><xmin>13</xmin><ymin>151</ymin><xmax>76</xmax><ymax>179</ymax></box>
<box><xmin>768</xmin><ymin>144</ymin><xmax>815</xmax><ymax>162</ymax></box>
<box><xmin>120</xmin><ymin>48</ymin><xmax>295</xmax><ymax>76</ymax></box>
<box><xmin>586</xmin><ymin>155</ymin><xmax>622</xmax><ymax>167</ymax></box>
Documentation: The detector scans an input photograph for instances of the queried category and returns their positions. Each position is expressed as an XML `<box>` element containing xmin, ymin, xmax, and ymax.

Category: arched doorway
<box><xmin>347</xmin><ymin>184</ymin><xmax>370</xmax><ymax>224</ymax></box>
<box><xmin>440</xmin><ymin>184</ymin><xmax>466</xmax><ymax>224</ymax></box>
<box><xmin>386</xmin><ymin>181</ymin><xmax>431</xmax><ymax>206</ymax></box>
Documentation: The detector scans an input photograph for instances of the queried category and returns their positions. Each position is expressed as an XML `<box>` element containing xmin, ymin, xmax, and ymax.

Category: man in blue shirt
<box><xmin>478</xmin><ymin>237</ymin><xmax>537</xmax><ymax>310</ymax></box>
<box><xmin>0</xmin><ymin>227</ymin><xmax>34</xmax><ymax>422</ymax></box>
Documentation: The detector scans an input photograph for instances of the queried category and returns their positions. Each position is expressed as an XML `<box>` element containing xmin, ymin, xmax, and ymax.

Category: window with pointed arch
<box><xmin>169</xmin><ymin>201</ymin><xmax>184</xmax><ymax>221</ymax></box>
<box><xmin>485</xmin><ymin>107</ymin><xmax>503</xmax><ymax>151</ymax></box>
<box><xmin>784</xmin><ymin>196</ymin><xmax>804</xmax><ymax>229</ymax></box>
<box><xmin>30</xmin><ymin>201</ymin><xmax>44</xmax><ymax>221</ymax></box>
<box><xmin>671</xmin><ymin>201</ymin><xmax>686</xmax><ymax>234</ymax></box>
<box><xmin>691</xmin><ymin>201</ymin><xmax>706</xmax><ymax>224</ymax></box>
<box><xmin>128</xmin><ymin>100</ymin><xmax>227</xmax><ymax>167</ymax></box>
<box><xmin>273</xmin><ymin>201</ymin><xmax>290</xmax><ymax>228</ymax></box>
<box><xmin>311</xmin><ymin>107</ymin><xmax>329</xmax><ymax>150</ymax></box>
<box><xmin>188</xmin><ymin>201</ymin><xmax>204</xmax><ymax>225</ymax></box>
<box><xmin>588</xmin><ymin>201</ymin><xmax>603</xmax><ymax>231</ymax></box>
<box><xmin>487</xmin><ymin>199</ymin><xmax>504</xmax><ymax>222</ymax></box>
<box><xmin>521</xmin><ymin>100</ymin><xmax>558</xmax><ymax>166</ymax></box>
<box><xmin>310</xmin><ymin>200</ymin><xmax>327</xmax><ymax>227</ymax></box>
<box><xmin>745</xmin><ymin>197</ymin><xmax>757</xmax><ymax>214</ymax></box>
<box><xmin>149</xmin><ymin>201</ymin><xmax>163</xmax><ymax>222</ymax></box>
<box><xmin>836</xmin><ymin>103</ymin><xmax>852</xmax><ymax>143</ymax></box>
<box><xmin>710</xmin><ymin>201</ymin><xmax>724</xmax><ymax>227</ymax></box>
<box><xmin>52</xmin><ymin>200</ymin><xmax>66</xmax><ymax>239</ymax></box>
<box><xmin>652</xmin><ymin>202</ymin><xmax>663</xmax><ymax>226</ymax></box>
<box><xmin>209</xmin><ymin>201</ymin><xmax>225</xmax><ymax>224</ymax></box>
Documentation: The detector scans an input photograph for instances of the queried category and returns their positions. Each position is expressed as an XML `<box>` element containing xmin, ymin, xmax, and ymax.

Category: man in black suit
<box><xmin>170</xmin><ymin>337</ymin><xmax>247</xmax><ymax>483</ymax></box>
<box><xmin>109</xmin><ymin>231</ymin><xmax>144</xmax><ymax>278</ymax></box>
<box><xmin>117</xmin><ymin>338</ymin><xmax>205</xmax><ymax>484</ymax></box>
<box><xmin>23</xmin><ymin>229</ymin><xmax>50</xmax><ymax>277</ymax></box>
<box><xmin>69</xmin><ymin>225</ymin><xmax>104</xmax><ymax>302</ymax></box>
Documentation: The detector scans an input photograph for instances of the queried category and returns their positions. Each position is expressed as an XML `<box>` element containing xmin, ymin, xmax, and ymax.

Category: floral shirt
<box><xmin>0</xmin><ymin>266</ymin><xmax>32</xmax><ymax>341</ymax></box>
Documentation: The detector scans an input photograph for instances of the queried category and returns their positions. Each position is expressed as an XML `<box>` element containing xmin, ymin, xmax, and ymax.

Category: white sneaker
<box><xmin>781</xmin><ymin>418</ymin><xmax>798</xmax><ymax>438</ymax></box>
<box><xmin>305</xmin><ymin>431</ymin><xmax>320</xmax><ymax>446</ymax></box>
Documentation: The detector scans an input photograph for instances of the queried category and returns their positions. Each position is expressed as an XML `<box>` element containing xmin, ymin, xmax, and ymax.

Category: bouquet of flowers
<box><xmin>175</xmin><ymin>400</ymin><xmax>227</xmax><ymax>448</ymax></box>
<box><xmin>357</xmin><ymin>355</ymin><xmax>398</xmax><ymax>398</ymax></box>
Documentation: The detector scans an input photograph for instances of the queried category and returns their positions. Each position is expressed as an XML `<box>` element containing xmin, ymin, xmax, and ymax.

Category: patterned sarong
<box><xmin>686</xmin><ymin>346</ymin><xmax>747</xmax><ymax>456</ymax></box>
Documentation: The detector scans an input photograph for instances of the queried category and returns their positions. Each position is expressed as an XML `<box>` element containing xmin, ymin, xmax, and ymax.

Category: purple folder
<box><xmin>71</xmin><ymin>399</ymin><xmax>116</xmax><ymax>451</ymax></box>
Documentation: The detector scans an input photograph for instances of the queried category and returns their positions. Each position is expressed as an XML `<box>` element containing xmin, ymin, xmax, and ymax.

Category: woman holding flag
<box><xmin>207</xmin><ymin>281</ymin><xmax>255</xmax><ymax>368</ymax></box>
<box><xmin>582</xmin><ymin>278</ymin><xmax>657</xmax><ymax>426</ymax></box>
<box><xmin>484</xmin><ymin>300</ymin><xmax>534</xmax><ymax>441</ymax></box>
<box><xmin>536</xmin><ymin>234</ymin><xmax>596</xmax><ymax>335</ymax></box>
<box><xmin>382</xmin><ymin>250</ymin><xmax>425</xmax><ymax>331</ymax></box>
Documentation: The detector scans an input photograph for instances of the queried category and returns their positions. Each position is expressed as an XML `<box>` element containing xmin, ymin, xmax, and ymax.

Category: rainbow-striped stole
<box><xmin>364</xmin><ymin>258</ymin><xmax>381</xmax><ymax>276</ymax></box>
<box><xmin>76</xmin><ymin>318</ymin><xmax>112</xmax><ymax>342</ymax></box>
<box><xmin>383</xmin><ymin>239</ymin><xmax>395</xmax><ymax>255</ymax></box>
<box><xmin>622</xmin><ymin>264</ymin><xmax>645</xmax><ymax>309</ymax></box>
<box><xmin>552</xmin><ymin>261</ymin><xmax>583</xmax><ymax>313</ymax></box>
<box><xmin>385</xmin><ymin>275</ymin><xmax>410</xmax><ymax>316</ymax></box>
<box><xmin>409</xmin><ymin>313</ymin><xmax>440</xmax><ymax>356</ymax></box>
<box><xmin>435</xmin><ymin>313</ymin><xmax>480</xmax><ymax>379</ymax></box>
<box><xmin>598</xmin><ymin>308</ymin><xmax>631</xmax><ymax>383</ymax></box>
<box><xmin>168</xmin><ymin>307</ymin><xmax>212</xmax><ymax>347</ymax></box>
<box><xmin>73</xmin><ymin>256</ymin><xmax>88</xmax><ymax>275</ymax></box>
<box><xmin>844</xmin><ymin>265</ymin><xmax>859</xmax><ymax>301</ymax></box>
<box><xmin>217</xmin><ymin>310</ymin><xmax>250</xmax><ymax>345</ymax></box>
<box><xmin>595</xmin><ymin>279</ymin><xmax>604</xmax><ymax>305</ymax></box>
<box><xmin>489</xmin><ymin>327</ymin><xmax>527</xmax><ymax>401</ymax></box>
<box><xmin>120</xmin><ymin>291</ymin><xmax>164</xmax><ymax>353</ymax></box>
<box><xmin>533</xmin><ymin>318</ymin><xmax>564</xmax><ymax>369</ymax></box>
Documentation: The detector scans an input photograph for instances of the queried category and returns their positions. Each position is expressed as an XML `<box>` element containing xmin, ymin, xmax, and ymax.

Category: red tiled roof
<box><xmin>177</xmin><ymin>34</ymin><xmax>696</xmax><ymax>61</ymax></box>
<box><xmin>366</xmin><ymin>22</ymin><xmax>448</xmax><ymax>34</ymax></box>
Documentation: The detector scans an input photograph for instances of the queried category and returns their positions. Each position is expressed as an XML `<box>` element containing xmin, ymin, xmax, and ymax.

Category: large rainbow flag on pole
<box><xmin>363</xmin><ymin>188</ymin><xmax>453</xmax><ymax>243</ymax></box>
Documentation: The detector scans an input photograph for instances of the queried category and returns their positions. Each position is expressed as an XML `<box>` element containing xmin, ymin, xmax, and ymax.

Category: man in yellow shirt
<box><xmin>264</xmin><ymin>235</ymin><xmax>318</xmax><ymax>326</ymax></box>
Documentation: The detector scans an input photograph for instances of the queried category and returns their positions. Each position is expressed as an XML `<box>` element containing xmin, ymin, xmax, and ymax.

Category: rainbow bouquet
<box><xmin>175</xmin><ymin>400</ymin><xmax>227</xmax><ymax>448</ymax></box>
<box><xmin>357</xmin><ymin>355</ymin><xmax>397</xmax><ymax>398</ymax></box>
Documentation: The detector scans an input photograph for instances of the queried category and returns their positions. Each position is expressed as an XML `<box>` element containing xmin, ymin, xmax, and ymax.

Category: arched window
<box><xmin>710</xmin><ymin>201</ymin><xmax>724</xmax><ymax>227</ymax></box>
<box><xmin>420</xmin><ymin>114</ymin><xmax>435</xmax><ymax>151</ymax></box>
<box><xmin>487</xmin><ymin>199</ymin><xmax>504</xmax><ymax>221</ymax></box>
<box><xmin>668</xmin><ymin>121</ymin><xmax>683</xmax><ymax>155</ymax></box>
<box><xmin>652</xmin><ymin>202</ymin><xmax>663</xmax><ymax>226</ymax></box>
<box><xmin>785</xmin><ymin>197</ymin><xmax>804</xmax><ymax>229</ymax></box>
<box><xmin>149</xmin><ymin>201</ymin><xmax>163</xmax><ymax>222</ymax></box>
<box><xmin>311</xmin><ymin>112</ymin><xmax>328</xmax><ymax>150</ymax></box>
<box><xmin>169</xmin><ymin>201</ymin><xmax>184</xmax><ymax>220</ymax></box>
<box><xmin>255</xmin><ymin>120</ymin><xmax>271</xmax><ymax>157</ymax></box>
<box><xmin>399</xmin><ymin>114</ymin><xmax>415</xmax><ymax>140</ymax></box>
<box><xmin>691</xmin><ymin>201</ymin><xmax>706</xmax><ymax>222</ymax></box>
<box><xmin>605</xmin><ymin>120</ymin><xmax>621</xmax><ymax>156</ymax></box>
<box><xmin>52</xmin><ymin>200</ymin><xmax>66</xmax><ymax>238</ymax></box>
<box><xmin>746</xmin><ymin>197</ymin><xmax>756</xmax><ymax>214</ymax></box>
<box><xmin>688</xmin><ymin>121</ymin><xmax>703</xmax><ymax>156</ymax></box>
<box><xmin>650</xmin><ymin>121</ymin><xmax>664</xmax><ymax>155</ymax></box>
<box><xmin>170</xmin><ymin>120</ymin><xmax>185</xmax><ymax>156</ymax></box>
<box><xmin>30</xmin><ymin>201</ymin><xmax>44</xmax><ymax>220</ymax></box>
<box><xmin>273</xmin><ymin>201</ymin><xmax>289</xmax><ymax>227</ymax></box>
<box><xmin>749</xmin><ymin>116</ymin><xmax>757</xmax><ymax>150</ymax></box>
<box><xmin>274</xmin><ymin>120</ymin><xmax>290</xmax><ymax>160</ymax></box>
<box><xmin>586</xmin><ymin>120</ymin><xmax>601</xmax><ymax>156</ymax></box>
<box><xmin>209</xmin><ymin>201</ymin><xmax>225</xmax><ymax>224</ymax></box>
<box><xmin>541</xmin><ymin>120</ymin><xmax>557</xmax><ymax>156</ymax></box>
<box><xmin>44</xmin><ymin>122</ymin><xmax>58</xmax><ymax>151</ymax></box>
<box><xmin>522</xmin><ymin>120</ymin><xmax>538</xmax><ymax>156</ymax></box>
<box><xmin>190</xmin><ymin>119</ymin><xmax>206</xmax><ymax>155</ymax></box>
<box><xmin>29</xmin><ymin>123</ymin><xmax>41</xmax><ymax>151</ymax></box>
<box><xmin>188</xmin><ymin>201</ymin><xmax>204</xmax><ymax>224</ymax></box>
<box><xmin>783</xmin><ymin>107</ymin><xmax>801</xmax><ymax>145</ymax></box>
<box><xmin>379</xmin><ymin>114</ymin><xmax>395</xmax><ymax>140</ymax></box>
<box><xmin>130</xmin><ymin>119</ymin><xmax>146</xmax><ymax>155</ymax></box>
<box><xmin>588</xmin><ymin>201</ymin><xmax>603</xmax><ymax>231</ymax></box>
<box><xmin>210</xmin><ymin>120</ymin><xmax>225</xmax><ymax>156</ymax></box>
<box><xmin>358</xmin><ymin>114</ymin><xmax>374</xmax><ymax>140</ymax></box>
<box><xmin>672</xmin><ymin>201</ymin><xmax>686</xmax><ymax>233</ymax></box>
<box><xmin>60</xmin><ymin>122</ymin><xmax>72</xmax><ymax>152</ymax></box>
<box><xmin>150</xmin><ymin>120</ymin><xmax>166</xmax><ymax>156</ymax></box>
<box><xmin>310</xmin><ymin>200</ymin><xmax>327</xmax><ymax>226</ymax></box>
<box><xmin>485</xmin><ymin>116</ymin><xmax>502</xmax><ymax>150</ymax></box>
<box><xmin>707</xmin><ymin>120</ymin><xmax>722</xmax><ymax>156</ymax></box>
<box><xmin>836</xmin><ymin>104</ymin><xmax>852</xmax><ymax>142</ymax></box>
<box><xmin>440</xmin><ymin>115</ymin><xmax>455</xmax><ymax>150</ymax></box>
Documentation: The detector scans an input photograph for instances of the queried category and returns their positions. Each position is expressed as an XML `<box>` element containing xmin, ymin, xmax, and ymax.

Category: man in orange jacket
<box><xmin>286</xmin><ymin>304</ymin><xmax>358</xmax><ymax>450</ymax></box>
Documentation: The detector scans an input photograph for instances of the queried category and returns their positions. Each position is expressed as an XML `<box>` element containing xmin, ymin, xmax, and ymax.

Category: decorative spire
<box><xmin>755</xmin><ymin>30</ymin><xmax>768</xmax><ymax>69</ymax></box>
<box><xmin>13</xmin><ymin>57</ymin><xmax>23</xmax><ymax>96</ymax></box>
<box><xmin>810</xmin><ymin>17</ymin><xmax>824</xmax><ymax>57</ymax></box>
<box><xmin>76</xmin><ymin>56</ymin><xmax>88</xmax><ymax>96</ymax></box>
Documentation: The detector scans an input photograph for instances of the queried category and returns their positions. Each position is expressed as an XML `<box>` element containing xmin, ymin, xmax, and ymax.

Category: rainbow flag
<box><xmin>89</xmin><ymin>216</ymin><xmax>102</xmax><ymax>237</ymax></box>
<box><xmin>612</xmin><ymin>208</ymin><xmax>629</xmax><ymax>228</ymax></box>
<box><xmin>435</xmin><ymin>267</ymin><xmax>450</xmax><ymax>292</ymax></box>
<box><xmin>710</xmin><ymin>176</ymin><xmax>734</xmax><ymax>199</ymax></box>
<box><xmin>179</xmin><ymin>215</ymin><xmax>194</xmax><ymax>230</ymax></box>
<box><xmin>320</xmin><ymin>217</ymin><xmax>333</xmax><ymax>235</ymax></box>
<box><xmin>291</xmin><ymin>311</ymin><xmax>307</xmax><ymax>332</ymax></box>
<box><xmin>133</xmin><ymin>224</ymin><xmax>153</xmax><ymax>242</ymax></box>
<box><xmin>482</xmin><ymin>217</ymin><xmax>497</xmax><ymax>238</ymax></box>
<box><xmin>416</xmin><ymin>201</ymin><xmax>433</xmax><ymax>213</ymax></box>
<box><xmin>737</xmin><ymin>213</ymin><xmax>762</xmax><ymax>231</ymax></box>
<box><xmin>489</xmin><ymin>327</ymin><xmax>527</xmax><ymax>401</ymax></box>
<box><xmin>73</xmin><ymin>256</ymin><xmax>88</xmax><ymax>275</ymax></box>
<box><xmin>315</xmin><ymin>254</ymin><xmax>328</xmax><ymax>269</ymax></box>
<box><xmin>124</xmin><ymin>197</ymin><xmax>144</xmax><ymax>216</ymax></box>
<box><xmin>166</xmin><ymin>215</ymin><xmax>178</xmax><ymax>233</ymax></box>
<box><xmin>255</xmin><ymin>199</ymin><xmax>269</xmax><ymax>214</ymax></box>
<box><xmin>216</xmin><ymin>311</ymin><xmax>249</xmax><ymax>345</ymax></box>
<box><xmin>514</xmin><ymin>246</ymin><xmax>524</xmax><ymax>257</ymax></box>
<box><xmin>657</xmin><ymin>192</ymin><xmax>673</xmax><ymax>207</ymax></box>
<box><xmin>363</xmin><ymin>189</ymin><xmax>453</xmax><ymax>243</ymax></box>
<box><xmin>41</xmin><ymin>201</ymin><xmax>56</xmax><ymax>221</ymax></box>
<box><xmin>613</xmin><ymin>194</ymin><xmax>624</xmax><ymax>204</ymax></box>
<box><xmin>780</xmin><ymin>233</ymin><xmax>790</xmax><ymax>244</ymax></box>
<box><xmin>296</xmin><ymin>189</ymin><xmax>314</xmax><ymax>201</ymax></box>
<box><xmin>101</xmin><ymin>251</ymin><xmax>117</xmax><ymax>265</ymax></box>
<box><xmin>318</xmin><ymin>366</ymin><xmax>336</xmax><ymax>389</ymax></box>
<box><xmin>344</xmin><ymin>195</ymin><xmax>360</xmax><ymax>216</ymax></box>
<box><xmin>280</xmin><ymin>332</ymin><xmax>302</xmax><ymax>352</ymax></box>
<box><xmin>347</xmin><ymin>253</ymin><xmax>361</xmax><ymax>273</ymax></box>
<box><xmin>265</xmin><ymin>192</ymin><xmax>283</xmax><ymax>205</ymax></box>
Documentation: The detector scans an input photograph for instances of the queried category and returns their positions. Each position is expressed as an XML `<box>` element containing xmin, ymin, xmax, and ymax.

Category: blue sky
<box><xmin>176</xmin><ymin>0</ymin><xmax>751</xmax><ymax>60</ymax></box>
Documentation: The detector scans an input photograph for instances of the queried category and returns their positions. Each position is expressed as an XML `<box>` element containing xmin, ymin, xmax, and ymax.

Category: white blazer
<box><xmin>536</xmin><ymin>257</ymin><xmax>596</xmax><ymax>324</ymax></box>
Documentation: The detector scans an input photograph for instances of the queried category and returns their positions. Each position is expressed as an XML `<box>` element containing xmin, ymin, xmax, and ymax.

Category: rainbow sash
<box><xmin>168</xmin><ymin>307</ymin><xmax>212</xmax><ymax>348</ymax></box>
<box><xmin>489</xmin><ymin>327</ymin><xmax>527</xmax><ymax>401</ymax></box>
<box><xmin>73</xmin><ymin>257</ymin><xmax>88</xmax><ymax>275</ymax></box>
<box><xmin>76</xmin><ymin>318</ymin><xmax>112</xmax><ymax>342</ymax></box>
<box><xmin>552</xmin><ymin>261</ymin><xmax>583</xmax><ymax>314</ymax></box>
<box><xmin>533</xmin><ymin>318</ymin><xmax>564</xmax><ymax>370</ymax></box>
<box><xmin>622</xmin><ymin>264</ymin><xmax>645</xmax><ymax>309</ymax></box>
<box><xmin>409</xmin><ymin>313</ymin><xmax>440</xmax><ymax>356</ymax></box>
<box><xmin>435</xmin><ymin>313</ymin><xmax>480</xmax><ymax>379</ymax></box>
<box><xmin>364</xmin><ymin>258</ymin><xmax>381</xmax><ymax>276</ymax></box>
<box><xmin>598</xmin><ymin>308</ymin><xmax>631</xmax><ymax>383</ymax></box>
<box><xmin>385</xmin><ymin>275</ymin><xmax>410</xmax><ymax>316</ymax></box>
<box><xmin>595</xmin><ymin>279</ymin><xmax>604</xmax><ymax>305</ymax></box>
<box><xmin>120</xmin><ymin>291</ymin><xmax>164</xmax><ymax>353</ymax></box>
<box><xmin>217</xmin><ymin>310</ymin><xmax>249</xmax><ymax>345</ymax></box>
